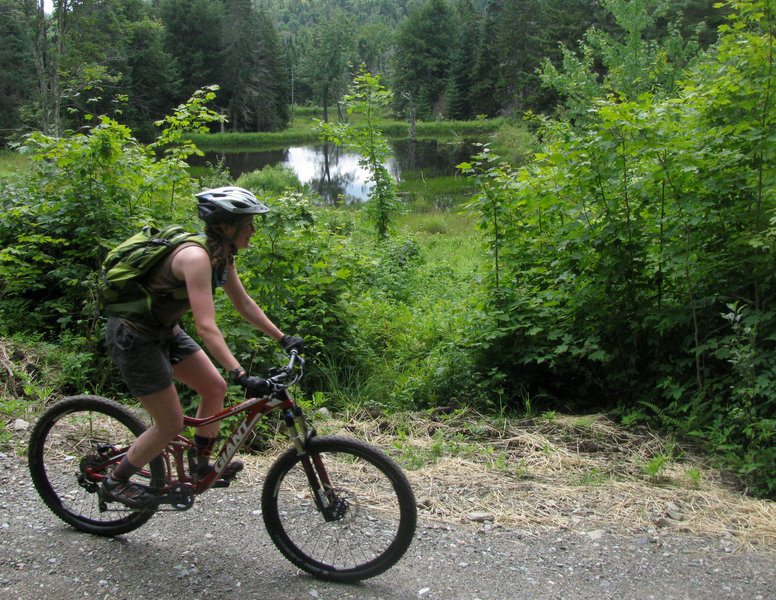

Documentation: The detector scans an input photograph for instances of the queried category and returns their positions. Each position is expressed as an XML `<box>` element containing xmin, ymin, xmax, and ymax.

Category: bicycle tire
<box><xmin>262</xmin><ymin>435</ymin><xmax>417</xmax><ymax>583</ymax></box>
<box><xmin>28</xmin><ymin>395</ymin><xmax>166</xmax><ymax>536</ymax></box>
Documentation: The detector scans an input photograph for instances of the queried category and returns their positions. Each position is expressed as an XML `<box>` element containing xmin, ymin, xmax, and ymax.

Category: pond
<box><xmin>195</xmin><ymin>139</ymin><xmax>478</xmax><ymax>203</ymax></box>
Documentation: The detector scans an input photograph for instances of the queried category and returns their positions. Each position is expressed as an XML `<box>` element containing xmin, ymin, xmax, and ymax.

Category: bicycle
<box><xmin>27</xmin><ymin>351</ymin><xmax>417</xmax><ymax>583</ymax></box>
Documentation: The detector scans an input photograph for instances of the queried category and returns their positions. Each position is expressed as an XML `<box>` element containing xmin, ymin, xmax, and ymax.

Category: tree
<box><xmin>20</xmin><ymin>0</ymin><xmax>68</xmax><ymax>136</ymax></box>
<box><xmin>56</xmin><ymin>0</ymin><xmax>179</xmax><ymax>136</ymax></box>
<box><xmin>356</xmin><ymin>19</ymin><xmax>394</xmax><ymax>76</ymax></box>
<box><xmin>159</xmin><ymin>0</ymin><xmax>224</xmax><ymax>95</ymax></box>
<box><xmin>469</xmin><ymin>1</ymin><xmax>501</xmax><ymax>117</ymax></box>
<box><xmin>392</xmin><ymin>0</ymin><xmax>456</xmax><ymax>120</ymax></box>
<box><xmin>122</xmin><ymin>13</ymin><xmax>180</xmax><ymax>135</ymax></box>
<box><xmin>445</xmin><ymin>0</ymin><xmax>480</xmax><ymax>120</ymax></box>
<box><xmin>460</xmin><ymin>0</ymin><xmax>776</xmax><ymax>496</ymax></box>
<box><xmin>0</xmin><ymin>0</ymin><xmax>36</xmax><ymax>144</ymax></box>
<box><xmin>301</xmin><ymin>10</ymin><xmax>357</xmax><ymax>122</ymax></box>
<box><xmin>541</xmin><ymin>0</ymin><xmax>702</xmax><ymax>122</ymax></box>
<box><xmin>221</xmin><ymin>0</ymin><xmax>289</xmax><ymax>131</ymax></box>
<box><xmin>318</xmin><ymin>67</ymin><xmax>400</xmax><ymax>240</ymax></box>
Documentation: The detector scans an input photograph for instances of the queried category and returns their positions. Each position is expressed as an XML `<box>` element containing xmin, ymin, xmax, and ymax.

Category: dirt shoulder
<box><xmin>306</xmin><ymin>409</ymin><xmax>776</xmax><ymax>550</ymax></box>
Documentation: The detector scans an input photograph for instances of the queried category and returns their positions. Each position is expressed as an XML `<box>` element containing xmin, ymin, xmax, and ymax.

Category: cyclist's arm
<box><xmin>174</xmin><ymin>246</ymin><xmax>241</xmax><ymax>372</ymax></box>
<box><xmin>222</xmin><ymin>262</ymin><xmax>284</xmax><ymax>342</ymax></box>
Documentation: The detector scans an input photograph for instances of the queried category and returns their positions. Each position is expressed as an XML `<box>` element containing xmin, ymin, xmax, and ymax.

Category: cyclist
<box><xmin>101</xmin><ymin>186</ymin><xmax>303</xmax><ymax>508</ymax></box>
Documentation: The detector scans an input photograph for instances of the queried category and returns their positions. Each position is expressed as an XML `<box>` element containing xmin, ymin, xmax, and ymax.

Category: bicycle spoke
<box><xmin>263</xmin><ymin>436</ymin><xmax>416</xmax><ymax>582</ymax></box>
<box><xmin>28</xmin><ymin>396</ymin><xmax>164</xmax><ymax>536</ymax></box>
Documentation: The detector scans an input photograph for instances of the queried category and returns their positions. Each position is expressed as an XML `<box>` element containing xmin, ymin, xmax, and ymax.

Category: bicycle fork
<box><xmin>281</xmin><ymin>407</ymin><xmax>348</xmax><ymax>522</ymax></box>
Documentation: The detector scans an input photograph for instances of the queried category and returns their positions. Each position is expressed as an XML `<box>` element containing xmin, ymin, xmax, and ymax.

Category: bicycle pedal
<box><xmin>212</xmin><ymin>479</ymin><xmax>231</xmax><ymax>488</ymax></box>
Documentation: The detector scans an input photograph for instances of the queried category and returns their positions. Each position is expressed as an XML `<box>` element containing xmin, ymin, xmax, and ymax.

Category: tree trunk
<box><xmin>402</xmin><ymin>91</ymin><xmax>416</xmax><ymax>142</ymax></box>
<box><xmin>23</xmin><ymin>0</ymin><xmax>66</xmax><ymax>136</ymax></box>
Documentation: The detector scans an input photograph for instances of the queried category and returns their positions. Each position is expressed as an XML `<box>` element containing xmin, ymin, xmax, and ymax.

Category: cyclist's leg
<box><xmin>172</xmin><ymin>348</ymin><xmax>227</xmax><ymax>439</ymax></box>
<box><xmin>172</xmin><ymin>349</ymin><xmax>242</xmax><ymax>477</ymax></box>
<box><xmin>104</xmin><ymin>318</ymin><xmax>185</xmax><ymax>471</ymax></box>
<box><xmin>126</xmin><ymin>384</ymin><xmax>185</xmax><ymax>468</ymax></box>
<box><xmin>101</xmin><ymin>385</ymin><xmax>183</xmax><ymax>507</ymax></box>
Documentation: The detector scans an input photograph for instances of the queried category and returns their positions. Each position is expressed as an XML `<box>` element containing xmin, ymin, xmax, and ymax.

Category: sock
<box><xmin>111</xmin><ymin>455</ymin><xmax>140</xmax><ymax>482</ymax></box>
<box><xmin>195</xmin><ymin>435</ymin><xmax>215</xmax><ymax>468</ymax></box>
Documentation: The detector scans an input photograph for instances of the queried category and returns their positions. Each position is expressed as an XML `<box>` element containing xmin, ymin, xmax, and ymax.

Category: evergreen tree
<box><xmin>445</xmin><ymin>0</ymin><xmax>480</xmax><ymax>120</ymax></box>
<box><xmin>300</xmin><ymin>10</ymin><xmax>356</xmax><ymax>122</ymax></box>
<box><xmin>392</xmin><ymin>0</ymin><xmax>456</xmax><ymax>120</ymax></box>
<box><xmin>0</xmin><ymin>0</ymin><xmax>36</xmax><ymax>144</ymax></box>
<box><xmin>221</xmin><ymin>0</ymin><xmax>289</xmax><ymax>131</ymax></box>
<box><xmin>159</xmin><ymin>0</ymin><xmax>224</xmax><ymax>95</ymax></box>
<box><xmin>122</xmin><ymin>13</ymin><xmax>180</xmax><ymax>135</ymax></box>
<box><xmin>469</xmin><ymin>1</ymin><xmax>501</xmax><ymax>117</ymax></box>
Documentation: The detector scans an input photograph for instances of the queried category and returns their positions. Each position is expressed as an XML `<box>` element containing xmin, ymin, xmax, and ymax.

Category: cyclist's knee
<box><xmin>156</xmin><ymin>415</ymin><xmax>185</xmax><ymax>440</ymax></box>
<box><xmin>198</xmin><ymin>375</ymin><xmax>227</xmax><ymax>402</ymax></box>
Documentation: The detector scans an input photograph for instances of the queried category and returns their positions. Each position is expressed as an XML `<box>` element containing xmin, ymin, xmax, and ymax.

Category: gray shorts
<box><xmin>105</xmin><ymin>317</ymin><xmax>201</xmax><ymax>397</ymax></box>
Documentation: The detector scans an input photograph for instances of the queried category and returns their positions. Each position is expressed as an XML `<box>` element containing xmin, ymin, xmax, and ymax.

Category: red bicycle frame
<box><xmin>164</xmin><ymin>388</ymin><xmax>296</xmax><ymax>492</ymax></box>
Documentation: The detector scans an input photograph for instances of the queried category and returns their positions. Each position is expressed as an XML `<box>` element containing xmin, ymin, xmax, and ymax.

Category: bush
<box><xmin>0</xmin><ymin>88</ymin><xmax>225</xmax><ymax>339</ymax></box>
<box><xmin>458</xmin><ymin>0</ymin><xmax>776</xmax><ymax>495</ymax></box>
<box><xmin>237</xmin><ymin>164</ymin><xmax>303</xmax><ymax>194</ymax></box>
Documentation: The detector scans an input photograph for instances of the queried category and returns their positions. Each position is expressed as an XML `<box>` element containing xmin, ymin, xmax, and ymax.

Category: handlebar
<box><xmin>267</xmin><ymin>350</ymin><xmax>305</xmax><ymax>389</ymax></box>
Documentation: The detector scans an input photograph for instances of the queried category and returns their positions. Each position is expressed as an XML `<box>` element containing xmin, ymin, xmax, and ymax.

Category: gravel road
<box><xmin>2</xmin><ymin>451</ymin><xmax>774</xmax><ymax>600</ymax></box>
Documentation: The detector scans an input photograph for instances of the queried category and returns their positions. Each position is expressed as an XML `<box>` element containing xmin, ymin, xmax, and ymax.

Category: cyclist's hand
<box><xmin>230</xmin><ymin>370</ymin><xmax>271</xmax><ymax>397</ymax></box>
<box><xmin>280</xmin><ymin>334</ymin><xmax>304</xmax><ymax>354</ymax></box>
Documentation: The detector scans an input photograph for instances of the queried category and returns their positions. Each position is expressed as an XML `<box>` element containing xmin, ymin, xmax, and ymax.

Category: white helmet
<box><xmin>196</xmin><ymin>187</ymin><xmax>269</xmax><ymax>223</ymax></box>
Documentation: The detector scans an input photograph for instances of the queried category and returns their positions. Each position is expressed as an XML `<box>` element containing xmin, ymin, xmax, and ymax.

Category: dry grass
<box><xmin>239</xmin><ymin>409</ymin><xmax>776</xmax><ymax>550</ymax></box>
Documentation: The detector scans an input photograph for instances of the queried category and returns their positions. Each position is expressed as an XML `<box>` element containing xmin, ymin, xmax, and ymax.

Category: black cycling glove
<box><xmin>229</xmin><ymin>369</ymin><xmax>271</xmax><ymax>397</ymax></box>
<box><xmin>280</xmin><ymin>334</ymin><xmax>304</xmax><ymax>354</ymax></box>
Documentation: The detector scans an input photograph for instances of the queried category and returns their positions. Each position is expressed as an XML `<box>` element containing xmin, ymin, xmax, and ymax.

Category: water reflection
<box><xmin>198</xmin><ymin>139</ymin><xmax>476</xmax><ymax>203</ymax></box>
<box><xmin>287</xmin><ymin>144</ymin><xmax>381</xmax><ymax>203</ymax></box>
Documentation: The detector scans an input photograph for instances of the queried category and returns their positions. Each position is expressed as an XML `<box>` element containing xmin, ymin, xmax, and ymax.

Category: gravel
<box><xmin>1</xmin><ymin>452</ymin><xmax>775</xmax><ymax>600</ymax></box>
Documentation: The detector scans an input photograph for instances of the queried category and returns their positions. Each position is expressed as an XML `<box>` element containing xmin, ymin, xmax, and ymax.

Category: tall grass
<box><xmin>398</xmin><ymin>174</ymin><xmax>475</xmax><ymax>212</ymax></box>
<box><xmin>0</xmin><ymin>150</ymin><xmax>30</xmax><ymax>178</ymax></box>
<box><xmin>330</xmin><ymin>206</ymin><xmax>486</xmax><ymax>410</ymax></box>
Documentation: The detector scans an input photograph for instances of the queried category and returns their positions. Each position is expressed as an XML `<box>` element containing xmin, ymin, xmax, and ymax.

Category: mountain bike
<box><xmin>27</xmin><ymin>351</ymin><xmax>417</xmax><ymax>583</ymax></box>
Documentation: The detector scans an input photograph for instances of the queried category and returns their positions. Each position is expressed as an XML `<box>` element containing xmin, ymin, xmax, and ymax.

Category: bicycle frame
<box><xmin>160</xmin><ymin>351</ymin><xmax>314</xmax><ymax>495</ymax></box>
<box><xmin>81</xmin><ymin>351</ymin><xmax>330</xmax><ymax>513</ymax></box>
<box><xmin>174</xmin><ymin>390</ymin><xmax>293</xmax><ymax>492</ymax></box>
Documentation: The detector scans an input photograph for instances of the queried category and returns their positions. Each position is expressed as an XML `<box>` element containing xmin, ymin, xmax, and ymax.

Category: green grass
<box><xmin>399</xmin><ymin>209</ymin><xmax>479</xmax><ymax>240</ymax></box>
<box><xmin>191</xmin><ymin>115</ymin><xmax>506</xmax><ymax>151</ymax></box>
<box><xmin>0</xmin><ymin>150</ymin><xmax>30</xmax><ymax>178</ymax></box>
<box><xmin>398</xmin><ymin>174</ymin><xmax>476</xmax><ymax>212</ymax></box>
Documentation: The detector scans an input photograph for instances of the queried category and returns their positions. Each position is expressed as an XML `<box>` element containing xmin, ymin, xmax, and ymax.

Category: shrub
<box><xmin>237</xmin><ymin>164</ymin><xmax>303</xmax><ymax>194</ymax></box>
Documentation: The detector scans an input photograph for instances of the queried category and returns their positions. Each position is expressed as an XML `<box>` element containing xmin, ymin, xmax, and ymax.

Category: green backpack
<box><xmin>99</xmin><ymin>224</ymin><xmax>209</xmax><ymax>323</ymax></box>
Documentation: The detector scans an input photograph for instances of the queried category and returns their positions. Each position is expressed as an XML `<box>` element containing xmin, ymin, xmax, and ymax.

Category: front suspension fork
<box><xmin>282</xmin><ymin>407</ymin><xmax>345</xmax><ymax>521</ymax></box>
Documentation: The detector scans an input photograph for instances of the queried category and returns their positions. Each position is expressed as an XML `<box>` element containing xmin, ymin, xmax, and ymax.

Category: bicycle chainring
<box><xmin>156</xmin><ymin>484</ymin><xmax>195</xmax><ymax>511</ymax></box>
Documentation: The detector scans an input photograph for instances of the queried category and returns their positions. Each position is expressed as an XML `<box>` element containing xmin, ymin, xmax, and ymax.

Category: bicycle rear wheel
<box><xmin>28</xmin><ymin>395</ymin><xmax>166</xmax><ymax>536</ymax></box>
<box><xmin>262</xmin><ymin>435</ymin><xmax>417</xmax><ymax>583</ymax></box>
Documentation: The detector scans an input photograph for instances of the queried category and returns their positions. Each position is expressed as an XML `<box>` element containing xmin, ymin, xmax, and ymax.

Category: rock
<box><xmin>467</xmin><ymin>512</ymin><xmax>495</xmax><ymax>523</ymax></box>
<box><xmin>12</xmin><ymin>419</ymin><xmax>29</xmax><ymax>431</ymax></box>
<box><xmin>587</xmin><ymin>529</ymin><xmax>604</xmax><ymax>540</ymax></box>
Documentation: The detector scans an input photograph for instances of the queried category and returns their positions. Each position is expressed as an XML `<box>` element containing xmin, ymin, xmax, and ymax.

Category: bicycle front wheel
<box><xmin>262</xmin><ymin>435</ymin><xmax>417</xmax><ymax>583</ymax></box>
<box><xmin>28</xmin><ymin>395</ymin><xmax>166</xmax><ymax>536</ymax></box>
